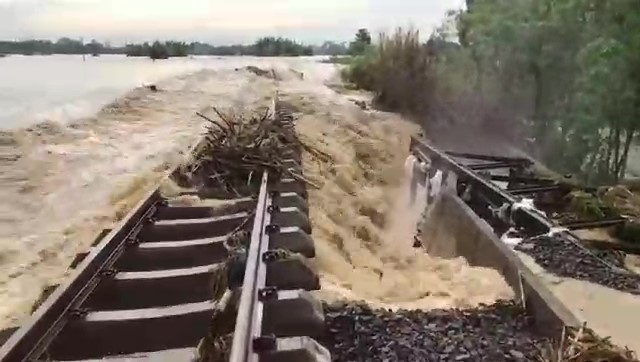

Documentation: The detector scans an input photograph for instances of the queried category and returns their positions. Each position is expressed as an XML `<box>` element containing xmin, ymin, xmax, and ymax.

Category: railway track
<box><xmin>0</xmin><ymin>105</ymin><xmax>330</xmax><ymax>361</ymax></box>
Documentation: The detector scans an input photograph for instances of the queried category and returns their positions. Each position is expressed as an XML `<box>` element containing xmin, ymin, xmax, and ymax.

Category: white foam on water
<box><xmin>429</xmin><ymin>170</ymin><xmax>443</xmax><ymax>199</ymax></box>
<box><xmin>500</xmin><ymin>228</ymin><xmax>523</xmax><ymax>247</ymax></box>
<box><xmin>547</xmin><ymin>227</ymin><xmax>569</xmax><ymax>237</ymax></box>
<box><xmin>513</xmin><ymin>197</ymin><xmax>536</xmax><ymax>211</ymax></box>
<box><xmin>404</xmin><ymin>154</ymin><xmax>417</xmax><ymax>173</ymax></box>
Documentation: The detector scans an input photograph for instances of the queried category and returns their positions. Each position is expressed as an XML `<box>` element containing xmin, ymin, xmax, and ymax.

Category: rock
<box><xmin>515</xmin><ymin>236</ymin><xmax>640</xmax><ymax>294</ymax></box>
<box><xmin>322</xmin><ymin>301</ymin><xmax>548</xmax><ymax>361</ymax></box>
<box><xmin>509</xmin><ymin>349</ymin><xmax>525</xmax><ymax>359</ymax></box>
<box><xmin>352</xmin><ymin>99</ymin><xmax>368</xmax><ymax>110</ymax></box>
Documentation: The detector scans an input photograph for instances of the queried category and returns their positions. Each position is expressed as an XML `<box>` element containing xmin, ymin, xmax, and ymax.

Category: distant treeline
<box><xmin>0</xmin><ymin>38</ymin><xmax>109</xmax><ymax>55</ymax></box>
<box><xmin>0</xmin><ymin>37</ymin><xmax>348</xmax><ymax>58</ymax></box>
<box><xmin>189</xmin><ymin>37</ymin><xmax>314</xmax><ymax>56</ymax></box>
<box><xmin>124</xmin><ymin>41</ymin><xmax>189</xmax><ymax>59</ymax></box>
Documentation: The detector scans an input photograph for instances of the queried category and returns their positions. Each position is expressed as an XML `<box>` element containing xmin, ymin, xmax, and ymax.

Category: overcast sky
<box><xmin>0</xmin><ymin>0</ymin><xmax>465</xmax><ymax>44</ymax></box>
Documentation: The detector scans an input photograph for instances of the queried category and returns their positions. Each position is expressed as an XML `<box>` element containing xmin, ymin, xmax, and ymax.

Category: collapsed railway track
<box><xmin>410</xmin><ymin>137</ymin><xmax>640</xmax><ymax>347</ymax></box>
<box><xmin>0</xmin><ymin>103</ymin><xmax>330</xmax><ymax>362</ymax></box>
<box><xmin>411</xmin><ymin>136</ymin><xmax>640</xmax><ymax>294</ymax></box>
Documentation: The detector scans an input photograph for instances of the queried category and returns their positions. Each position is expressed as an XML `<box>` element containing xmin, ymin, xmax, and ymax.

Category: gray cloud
<box><xmin>0</xmin><ymin>0</ymin><xmax>465</xmax><ymax>44</ymax></box>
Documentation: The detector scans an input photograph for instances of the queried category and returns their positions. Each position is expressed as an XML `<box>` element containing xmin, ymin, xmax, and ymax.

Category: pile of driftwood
<box><xmin>543</xmin><ymin>324</ymin><xmax>638</xmax><ymax>362</ymax></box>
<box><xmin>176</xmin><ymin>104</ymin><xmax>321</xmax><ymax>196</ymax></box>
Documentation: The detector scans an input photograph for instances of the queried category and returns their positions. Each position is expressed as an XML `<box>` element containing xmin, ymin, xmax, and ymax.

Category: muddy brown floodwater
<box><xmin>0</xmin><ymin>58</ymin><xmax>512</xmax><ymax>329</ymax></box>
<box><xmin>0</xmin><ymin>66</ymin><xmax>276</xmax><ymax>327</ymax></box>
<box><xmin>276</xmin><ymin>70</ymin><xmax>513</xmax><ymax>310</ymax></box>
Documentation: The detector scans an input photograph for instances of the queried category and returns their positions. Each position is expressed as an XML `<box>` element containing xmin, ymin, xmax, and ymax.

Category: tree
<box><xmin>447</xmin><ymin>0</ymin><xmax>640</xmax><ymax>183</ymax></box>
<box><xmin>86</xmin><ymin>40</ymin><xmax>103</xmax><ymax>55</ymax></box>
<box><xmin>349</xmin><ymin>28</ymin><xmax>372</xmax><ymax>55</ymax></box>
<box><xmin>251</xmin><ymin>37</ymin><xmax>312</xmax><ymax>56</ymax></box>
<box><xmin>313</xmin><ymin>41</ymin><xmax>348</xmax><ymax>56</ymax></box>
<box><xmin>356</xmin><ymin>29</ymin><xmax>371</xmax><ymax>44</ymax></box>
<box><xmin>149</xmin><ymin>41</ymin><xmax>169</xmax><ymax>59</ymax></box>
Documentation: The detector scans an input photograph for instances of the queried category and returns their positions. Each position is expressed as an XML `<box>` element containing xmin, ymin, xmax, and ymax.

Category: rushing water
<box><xmin>0</xmin><ymin>55</ymin><xmax>293</xmax><ymax>327</ymax></box>
<box><xmin>0</xmin><ymin>55</ymin><xmax>231</xmax><ymax>129</ymax></box>
<box><xmin>0</xmin><ymin>56</ymin><xmax>511</xmax><ymax>330</ymax></box>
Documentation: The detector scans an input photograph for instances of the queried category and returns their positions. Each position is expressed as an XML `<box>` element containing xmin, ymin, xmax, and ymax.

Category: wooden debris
<box><xmin>542</xmin><ymin>324</ymin><xmax>638</xmax><ymax>362</ymax></box>
<box><xmin>196</xmin><ymin>288</ymin><xmax>241</xmax><ymax>362</ymax></box>
<box><xmin>188</xmin><ymin>101</ymin><xmax>326</xmax><ymax>362</ymax></box>
<box><xmin>244</xmin><ymin>66</ymin><xmax>275</xmax><ymax>79</ymax></box>
<box><xmin>177</xmin><ymin>104</ymin><xmax>323</xmax><ymax>193</ymax></box>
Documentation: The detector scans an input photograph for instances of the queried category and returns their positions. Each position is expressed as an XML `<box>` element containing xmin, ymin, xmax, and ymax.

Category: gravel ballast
<box><xmin>323</xmin><ymin>300</ymin><xmax>548</xmax><ymax>362</ymax></box>
<box><xmin>515</xmin><ymin>236</ymin><xmax>640</xmax><ymax>294</ymax></box>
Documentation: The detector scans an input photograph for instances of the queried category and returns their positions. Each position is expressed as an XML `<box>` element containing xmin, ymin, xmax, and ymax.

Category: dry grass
<box><xmin>375</xmin><ymin>28</ymin><xmax>436</xmax><ymax>114</ymax></box>
<box><xmin>343</xmin><ymin>27</ymin><xmax>437</xmax><ymax>115</ymax></box>
<box><xmin>541</xmin><ymin>324</ymin><xmax>638</xmax><ymax>362</ymax></box>
<box><xmin>173</xmin><ymin>104</ymin><xmax>322</xmax><ymax>196</ymax></box>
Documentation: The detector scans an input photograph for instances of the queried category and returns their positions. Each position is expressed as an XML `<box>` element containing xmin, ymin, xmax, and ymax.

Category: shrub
<box><xmin>341</xmin><ymin>51</ymin><xmax>377</xmax><ymax>91</ymax></box>
<box><xmin>342</xmin><ymin>27</ymin><xmax>437</xmax><ymax>114</ymax></box>
<box><xmin>375</xmin><ymin>28</ymin><xmax>436</xmax><ymax>113</ymax></box>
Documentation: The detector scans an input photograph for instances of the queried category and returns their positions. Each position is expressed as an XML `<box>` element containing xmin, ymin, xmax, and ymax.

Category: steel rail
<box><xmin>508</xmin><ymin>185</ymin><xmax>565</xmax><ymax>195</ymax></box>
<box><xmin>560</xmin><ymin>217</ymin><xmax>627</xmax><ymax>231</ymax></box>
<box><xmin>410</xmin><ymin>137</ymin><xmax>551</xmax><ymax>234</ymax></box>
<box><xmin>229</xmin><ymin>171</ymin><xmax>271</xmax><ymax>362</ymax></box>
<box><xmin>467</xmin><ymin>161</ymin><xmax>530</xmax><ymax>171</ymax></box>
<box><xmin>445</xmin><ymin>151</ymin><xmax>533</xmax><ymax>164</ymax></box>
